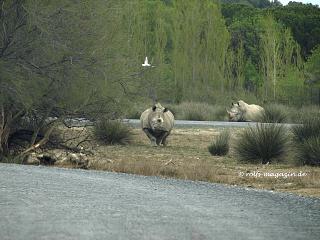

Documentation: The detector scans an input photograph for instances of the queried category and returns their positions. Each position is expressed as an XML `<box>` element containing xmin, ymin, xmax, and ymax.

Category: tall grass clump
<box><xmin>259</xmin><ymin>104</ymin><xmax>288</xmax><ymax>123</ymax></box>
<box><xmin>174</xmin><ymin>102</ymin><xmax>227</xmax><ymax>121</ymax></box>
<box><xmin>235</xmin><ymin>124</ymin><xmax>288</xmax><ymax>164</ymax></box>
<box><xmin>208</xmin><ymin>131</ymin><xmax>230</xmax><ymax>156</ymax></box>
<box><xmin>292</xmin><ymin>117</ymin><xmax>320</xmax><ymax>166</ymax></box>
<box><xmin>292</xmin><ymin>106</ymin><xmax>320</xmax><ymax>123</ymax></box>
<box><xmin>93</xmin><ymin>119</ymin><xmax>132</xmax><ymax>145</ymax></box>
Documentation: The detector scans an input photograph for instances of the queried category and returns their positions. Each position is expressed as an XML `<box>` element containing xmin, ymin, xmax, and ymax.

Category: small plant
<box><xmin>94</xmin><ymin>119</ymin><xmax>132</xmax><ymax>145</ymax></box>
<box><xmin>292</xmin><ymin>117</ymin><xmax>320</xmax><ymax>166</ymax></box>
<box><xmin>235</xmin><ymin>124</ymin><xmax>288</xmax><ymax>164</ymax></box>
<box><xmin>290</xmin><ymin>106</ymin><xmax>320</xmax><ymax>123</ymax></box>
<box><xmin>259</xmin><ymin>104</ymin><xmax>287</xmax><ymax>123</ymax></box>
<box><xmin>292</xmin><ymin>117</ymin><xmax>320</xmax><ymax>143</ymax></box>
<box><xmin>208</xmin><ymin>131</ymin><xmax>230</xmax><ymax>156</ymax></box>
<box><xmin>296</xmin><ymin>136</ymin><xmax>320</xmax><ymax>166</ymax></box>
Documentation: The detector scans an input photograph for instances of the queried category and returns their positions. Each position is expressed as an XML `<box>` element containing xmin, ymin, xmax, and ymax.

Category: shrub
<box><xmin>296</xmin><ymin>136</ymin><xmax>320</xmax><ymax>166</ymax></box>
<box><xmin>292</xmin><ymin>117</ymin><xmax>320</xmax><ymax>166</ymax></box>
<box><xmin>179</xmin><ymin>102</ymin><xmax>209</xmax><ymax>120</ymax></box>
<box><xmin>289</xmin><ymin>106</ymin><xmax>320</xmax><ymax>124</ymax></box>
<box><xmin>93</xmin><ymin>119</ymin><xmax>132</xmax><ymax>145</ymax></box>
<box><xmin>235</xmin><ymin>124</ymin><xmax>288</xmax><ymax>164</ymax></box>
<box><xmin>208</xmin><ymin>131</ymin><xmax>230</xmax><ymax>156</ymax></box>
<box><xmin>292</xmin><ymin>117</ymin><xmax>320</xmax><ymax>142</ymax></box>
<box><xmin>260</xmin><ymin>104</ymin><xmax>288</xmax><ymax>123</ymax></box>
<box><xmin>173</xmin><ymin>102</ymin><xmax>227</xmax><ymax>121</ymax></box>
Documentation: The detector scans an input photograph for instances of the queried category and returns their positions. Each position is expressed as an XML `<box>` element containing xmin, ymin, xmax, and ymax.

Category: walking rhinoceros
<box><xmin>227</xmin><ymin>100</ymin><xmax>264</xmax><ymax>122</ymax></box>
<box><xmin>140</xmin><ymin>103</ymin><xmax>174</xmax><ymax>146</ymax></box>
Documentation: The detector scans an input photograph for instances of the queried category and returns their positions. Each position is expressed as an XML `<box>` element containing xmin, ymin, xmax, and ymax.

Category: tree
<box><xmin>172</xmin><ymin>0</ymin><xmax>230</xmax><ymax>101</ymax></box>
<box><xmin>305</xmin><ymin>45</ymin><xmax>320</xmax><ymax>104</ymax></box>
<box><xmin>259</xmin><ymin>13</ymin><xmax>303</xmax><ymax>102</ymax></box>
<box><xmin>0</xmin><ymin>0</ymin><xmax>134</xmax><ymax>158</ymax></box>
<box><xmin>272</xmin><ymin>2</ymin><xmax>320</xmax><ymax>59</ymax></box>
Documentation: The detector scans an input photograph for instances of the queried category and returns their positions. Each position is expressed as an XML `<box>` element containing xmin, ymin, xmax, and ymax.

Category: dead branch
<box><xmin>21</xmin><ymin>121</ymin><xmax>56</xmax><ymax>155</ymax></box>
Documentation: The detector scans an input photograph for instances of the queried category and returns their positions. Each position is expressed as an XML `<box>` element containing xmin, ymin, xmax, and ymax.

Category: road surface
<box><xmin>124</xmin><ymin>119</ymin><xmax>299</xmax><ymax>129</ymax></box>
<box><xmin>64</xmin><ymin>118</ymin><xmax>300</xmax><ymax>128</ymax></box>
<box><xmin>0</xmin><ymin>163</ymin><xmax>319</xmax><ymax>240</ymax></box>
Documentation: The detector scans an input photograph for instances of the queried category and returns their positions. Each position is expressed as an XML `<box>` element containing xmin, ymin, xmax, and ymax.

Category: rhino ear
<box><xmin>231</xmin><ymin>102</ymin><xmax>234</xmax><ymax>106</ymax></box>
<box><xmin>237</xmin><ymin>101</ymin><xmax>240</xmax><ymax>106</ymax></box>
<box><xmin>163</xmin><ymin>108</ymin><xmax>168</xmax><ymax>113</ymax></box>
<box><xmin>152</xmin><ymin>106</ymin><xmax>157</xmax><ymax>111</ymax></box>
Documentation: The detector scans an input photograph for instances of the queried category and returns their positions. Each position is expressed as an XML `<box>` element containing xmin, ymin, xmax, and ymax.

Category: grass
<box><xmin>93</xmin><ymin>119</ymin><xmax>132</xmax><ymax>145</ymax></box>
<box><xmin>208</xmin><ymin>130</ymin><xmax>230</xmax><ymax>156</ymax></box>
<box><xmin>234</xmin><ymin>124</ymin><xmax>289</xmax><ymax>164</ymax></box>
<box><xmin>53</xmin><ymin>127</ymin><xmax>320</xmax><ymax>198</ymax></box>
<box><xmin>296</xmin><ymin>136</ymin><xmax>320</xmax><ymax>166</ymax></box>
<box><xmin>260</xmin><ymin>104</ymin><xmax>288</xmax><ymax>123</ymax></box>
<box><xmin>292</xmin><ymin>117</ymin><xmax>320</xmax><ymax>166</ymax></box>
<box><xmin>292</xmin><ymin>117</ymin><xmax>320</xmax><ymax>142</ymax></box>
<box><xmin>289</xmin><ymin>105</ymin><xmax>320</xmax><ymax>123</ymax></box>
<box><xmin>124</xmin><ymin>101</ymin><xmax>320</xmax><ymax>124</ymax></box>
<box><xmin>164</xmin><ymin>102</ymin><xmax>227</xmax><ymax>121</ymax></box>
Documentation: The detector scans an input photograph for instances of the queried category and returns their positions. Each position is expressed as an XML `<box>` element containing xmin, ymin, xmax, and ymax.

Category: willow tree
<box><xmin>172</xmin><ymin>0</ymin><xmax>230</xmax><ymax>102</ymax></box>
<box><xmin>124</xmin><ymin>0</ymin><xmax>172</xmax><ymax>102</ymax></box>
<box><xmin>259</xmin><ymin>13</ymin><xmax>302</xmax><ymax>101</ymax></box>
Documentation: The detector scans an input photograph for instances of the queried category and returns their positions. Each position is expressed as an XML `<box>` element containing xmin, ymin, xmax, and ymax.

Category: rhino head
<box><xmin>227</xmin><ymin>102</ymin><xmax>243</xmax><ymax>122</ymax></box>
<box><xmin>149</xmin><ymin>105</ymin><xmax>169</xmax><ymax>132</ymax></box>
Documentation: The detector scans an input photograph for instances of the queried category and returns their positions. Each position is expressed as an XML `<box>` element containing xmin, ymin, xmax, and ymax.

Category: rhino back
<box><xmin>244</xmin><ymin>104</ymin><xmax>264</xmax><ymax>121</ymax></box>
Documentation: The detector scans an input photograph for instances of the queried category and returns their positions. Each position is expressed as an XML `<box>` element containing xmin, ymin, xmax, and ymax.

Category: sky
<box><xmin>278</xmin><ymin>0</ymin><xmax>320</xmax><ymax>5</ymax></box>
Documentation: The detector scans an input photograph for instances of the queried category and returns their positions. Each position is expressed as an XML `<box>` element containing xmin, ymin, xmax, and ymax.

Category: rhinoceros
<box><xmin>140</xmin><ymin>103</ymin><xmax>174</xmax><ymax>146</ymax></box>
<box><xmin>227</xmin><ymin>100</ymin><xmax>264</xmax><ymax>122</ymax></box>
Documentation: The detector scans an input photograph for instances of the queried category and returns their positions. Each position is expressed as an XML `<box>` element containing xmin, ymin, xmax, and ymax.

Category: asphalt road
<box><xmin>64</xmin><ymin>118</ymin><xmax>300</xmax><ymax>128</ymax></box>
<box><xmin>123</xmin><ymin>119</ymin><xmax>299</xmax><ymax>129</ymax></box>
<box><xmin>1</xmin><ymin>163</ymin><xmax>319</xmax><ymax>240</ymax></box>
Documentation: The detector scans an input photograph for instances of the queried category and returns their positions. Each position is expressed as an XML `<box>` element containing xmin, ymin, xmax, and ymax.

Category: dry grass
<box><xmin>58</xmin><ymin>127</ymin><xmax>320</xmax><ymax>198</ymax></box>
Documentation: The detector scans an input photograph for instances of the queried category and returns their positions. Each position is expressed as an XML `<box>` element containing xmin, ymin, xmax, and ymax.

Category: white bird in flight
<box><xmin>142</xmin><ymin>56</ymin><xmax>152</xmax><ymax>67</ymax></box>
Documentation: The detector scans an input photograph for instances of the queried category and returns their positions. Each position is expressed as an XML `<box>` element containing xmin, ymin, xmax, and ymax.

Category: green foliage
<box><xmin>259</xmin><ymin>104</ymin><xmax>288</xmax><ymax>123</ymax></box>
<box><xmin>94</xmin><ymin>119</ymin><xmax>132</xmax><ymax>145</ymax></box>
<box><xmin>235</xmin><ymin>124</ymin><xmax>288</xmax><ymax>164</ymax></box>
<box><xmin>289</xmin><ymin>106</ymin><xmax>320</xmax><ymax>124</ymax></box>
<box><xmin>180</xmin><ymin>102</ymin><xmax>210</xmax><ymax>121</ymax></box>
<box><xmin>272</xmin><ymin>2</ymin><xmax>320</xmax><ymax>58</ymax></box>
<box><xmin>292</xmin><ymin>116</ymin><xmax>320</xmax><ymax>166</ymax></box>
<box><xmin>244</xmin><ymin>59</ymin><xmax>262</xmax><ymax>92</ymax></box>
<box><xmin>292</xmin><ymin>117</ymin><xmax>320</xmax><ymax>143</ymax></box>
<box><xmin>0</xmin><ymin>0</ymin><xmax>135</xmax><ymax>157</ymax></box>
<box><xmin>1</xmin><ymin>0</ymin><xmax>320</xmax><ymax>159</ymax></box>
<box><xmin>208</xmin><ymin>131</ymin><xmax>230</xmax><ymax>156</ymax></box>
<box><xmin>296</xmin><ymin>136</ymin><xmax>320</xmax><ymax>166</ymax></box>
<box><xmin>305</xmin><ymin>45</ymin><xmax>320</xmax><ymax>90</ymax></box>
<box><xmin>172</xmin><ymin>102</ymin><xmax>227</xmax><ymax>121</ymax></box>
<box><xmin>172</xmin><ymin>0</ymin><xmax>230</xmax><ymax>101</ymax></box>
<box><xmin>221</xmin><ymin>0</ymin><xmax>275</xmax><ymax>9</ymax></box>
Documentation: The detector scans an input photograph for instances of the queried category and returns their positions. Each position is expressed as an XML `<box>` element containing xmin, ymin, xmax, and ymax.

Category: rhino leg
<box><xmin>160</xmin><ymin>131</ymin><xmax>170</xmax><ymax>146</ymax></box>
<box><xmin>155</xmin><ymin>132</ymin><xmax>168</xmax><ymax>146</ymax></box>
<box><xmin>143</xmin><ymin>128</ymin><xmax>157</xmax><ymax>146</ymax></box>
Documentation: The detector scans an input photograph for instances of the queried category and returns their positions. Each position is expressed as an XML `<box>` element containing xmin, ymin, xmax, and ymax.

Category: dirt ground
<box><xmin>55</xmin><ymin>127</ymin><xmax>320</xmax><ymax>198</ymax></box>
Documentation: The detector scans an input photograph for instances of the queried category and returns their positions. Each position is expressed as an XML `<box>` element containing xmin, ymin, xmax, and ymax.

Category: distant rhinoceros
<box><xmin>140</xmin><ymin>103</ymin><xmax>174</xmax><ymax>146</ymax></box>
<box><xmin>227</xmin><ymin>100</ymin><xmax>264</xmax><ymax>122</ymax></box>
